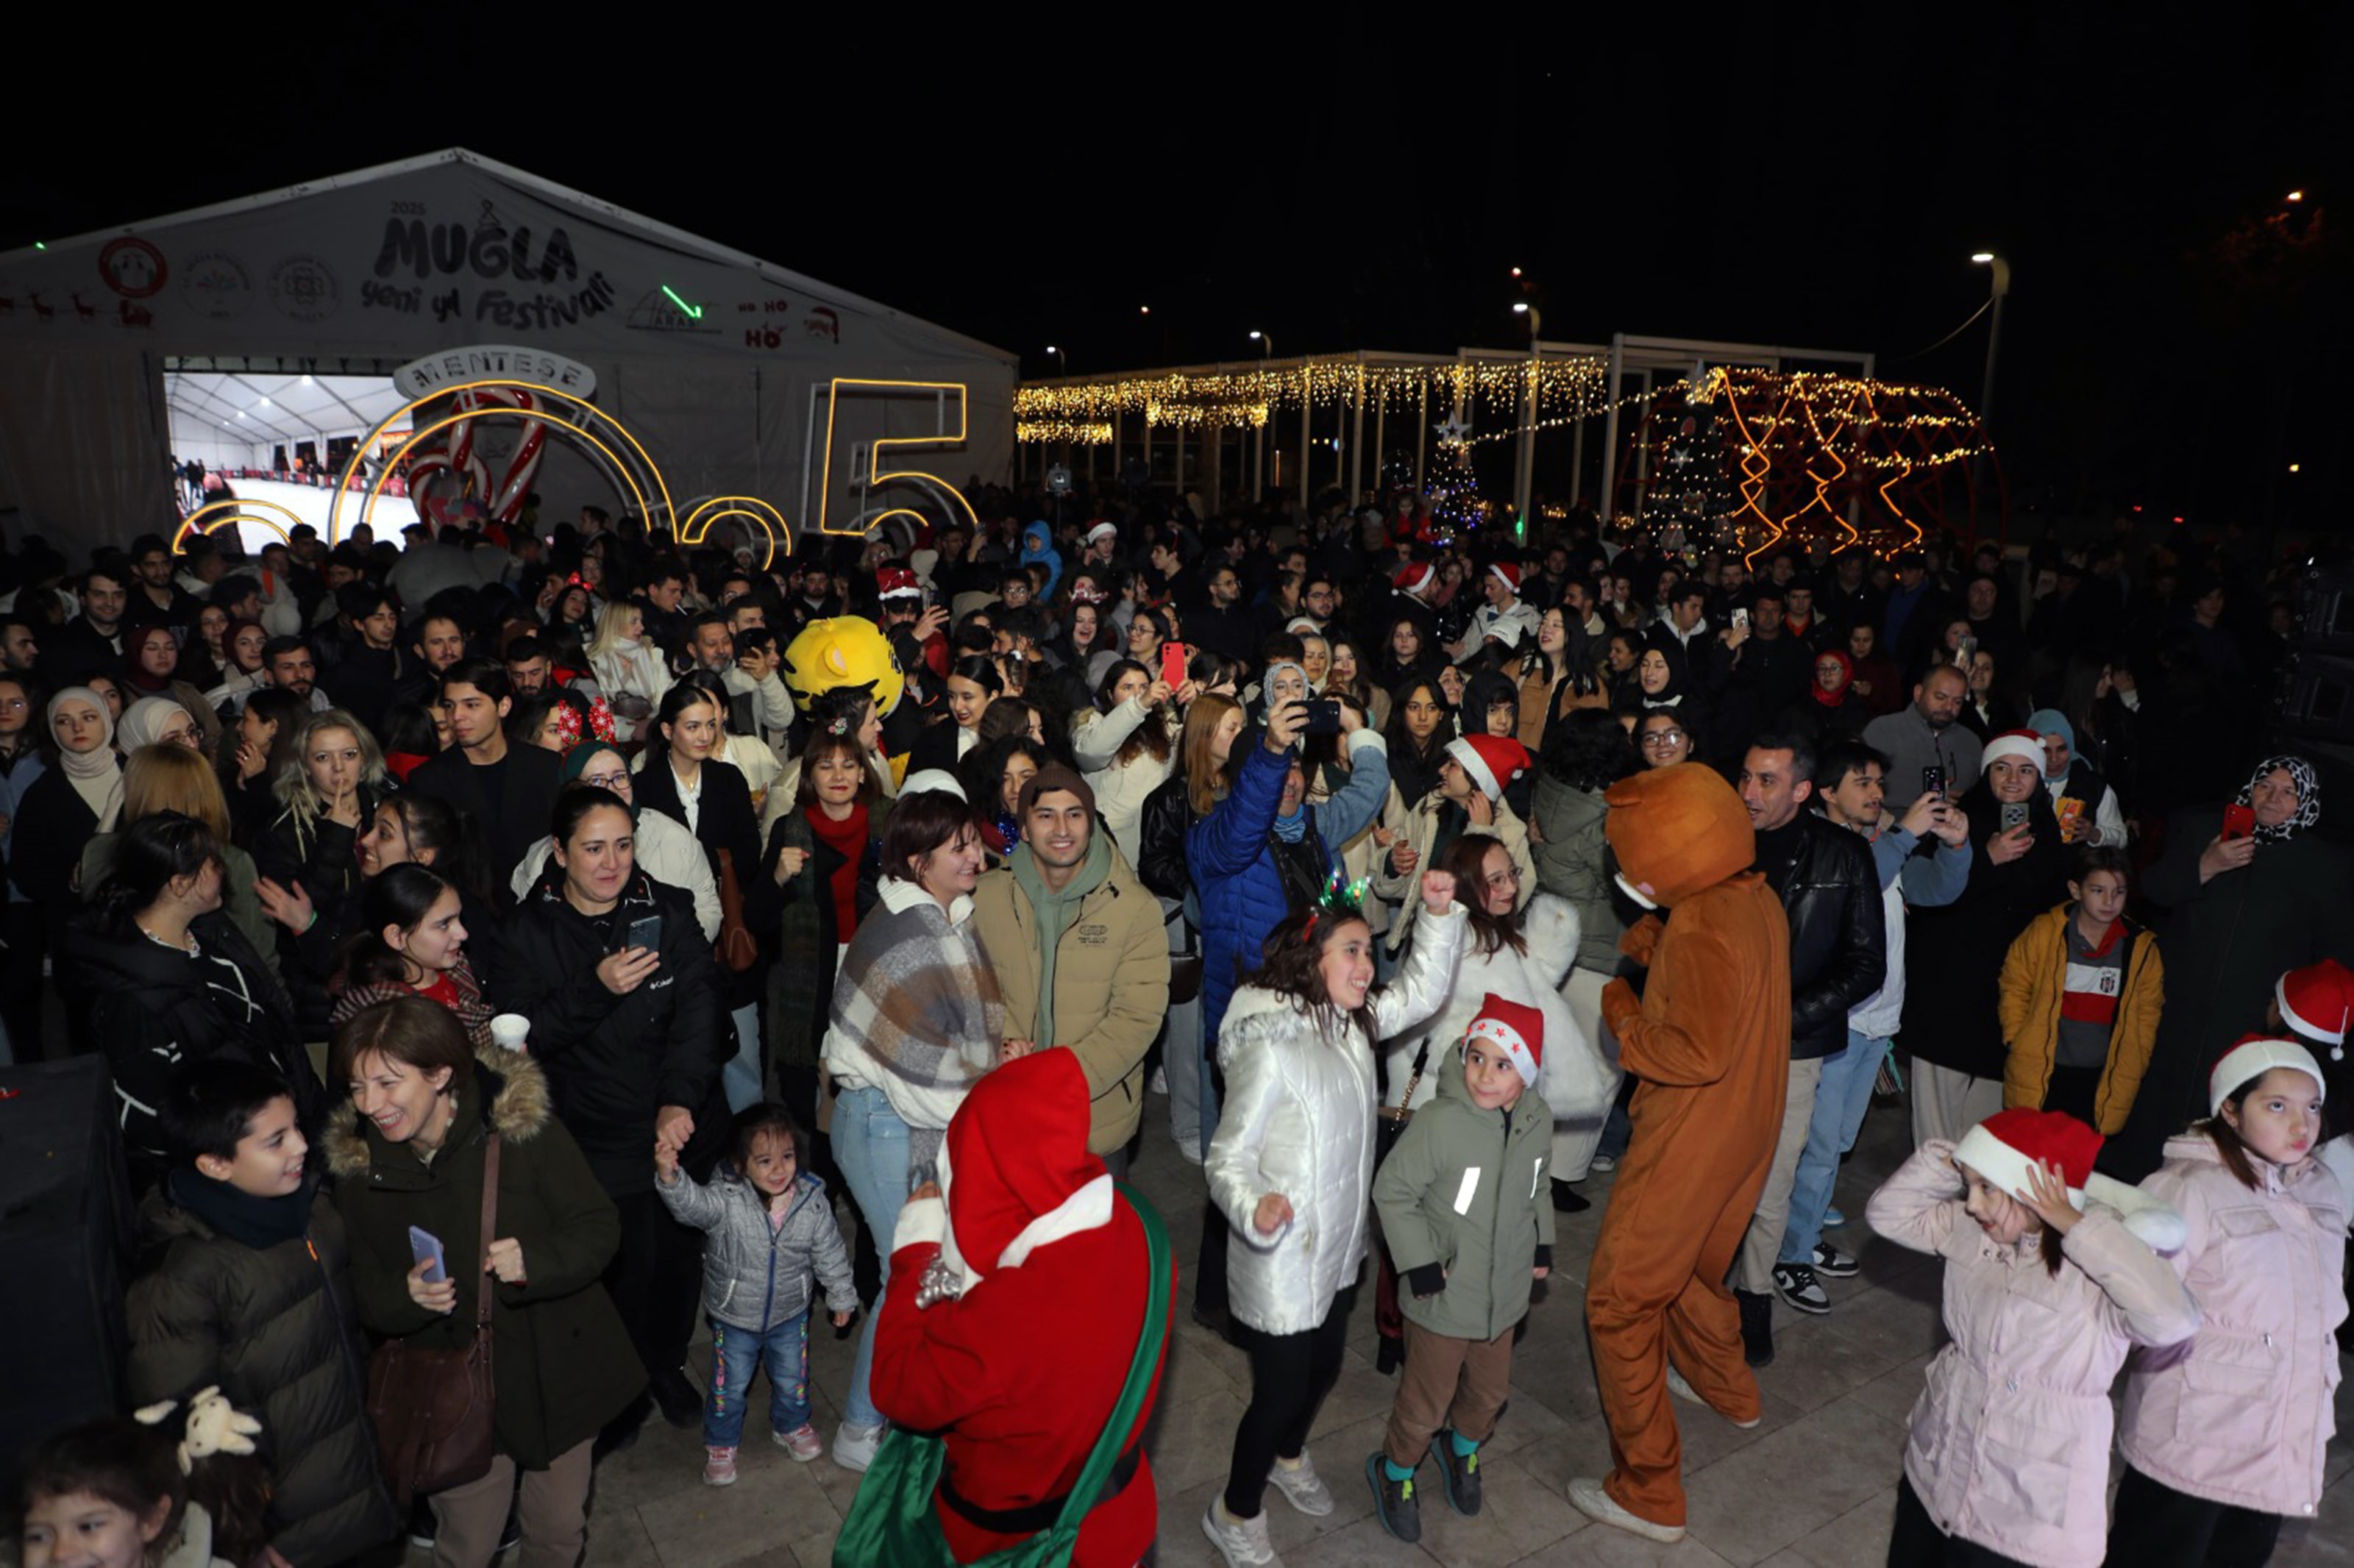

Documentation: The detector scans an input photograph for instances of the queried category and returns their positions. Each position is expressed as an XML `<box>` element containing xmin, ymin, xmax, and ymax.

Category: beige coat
<box><xmin>1370</xmin><ymin>785</ymin><xmax>1536</xmax><ymax>954</ymax></box>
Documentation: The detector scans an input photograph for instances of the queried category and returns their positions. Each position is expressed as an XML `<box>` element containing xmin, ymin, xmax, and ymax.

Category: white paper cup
<box><xmin>490</xmin><ymin>1013</ymin><xmax>531</xmax><ymax>1052</ymax></box>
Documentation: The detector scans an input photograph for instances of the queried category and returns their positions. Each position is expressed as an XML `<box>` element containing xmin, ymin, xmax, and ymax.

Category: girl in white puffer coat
<box><xmin>1200</xmin><ymin>869</ymin><xmax>1465</xmax><ymax>1568</ymax></box>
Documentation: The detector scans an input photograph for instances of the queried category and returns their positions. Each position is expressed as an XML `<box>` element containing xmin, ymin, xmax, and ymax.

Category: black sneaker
<box><xmin>1772</xmin><ymin>1262</ymin><xmax>1831</xmax><ymax>1315</ymax></box>
<box><xmin>407</xmin><ymin>1497</ymin><xmax>435</xmax><ymax>1550</ymax></box>
<box><xmin>1550</xmin><ymin>1179</ymin><xmax>1591</xmax><ymax>1214</ymax></box>
<box><xmin>1376</xmin><ymin>1333</ymin><xmax>1404</xmax><ymax>1375</ymax></box>
<box><xmin>1365</xmin><ymin>1453</ymin><xmax>1421</xmax><ymax>1543</ymax></box>
<box><xmin>1810</xmin><ymin>1241</ymin><xmax>1860</xmax><ymax>1278</ymax></box>
<box><xmin>1434</xmin><ymin>1430</ymin><xmax>1482</xmax><ymax>1517</ymax></box>
<box><xmin>1736</xmin><ymin>1288</ymin><xmax>1776</xmax><ymax>1367</ymax></box>
<box><xmin>650</xmin><ymin>1366</ymin><xmax>703</xmax><ymax>1429</ymax></box>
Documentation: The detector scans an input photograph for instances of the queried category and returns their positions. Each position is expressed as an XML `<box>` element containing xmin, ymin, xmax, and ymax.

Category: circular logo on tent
<box><xmin>180</xmin><ymin>252</ymin><xmax>254</xmax><ymax>319</ymax></box>
<box><xmin>269</xmin><ymin>254</ymin><xmax>338</xmax><ymax>321</ymax></box>
<box><xmin>98</xmin><ymin>237</ymin><xmax>167</xmax><ymax>299</ymax></box>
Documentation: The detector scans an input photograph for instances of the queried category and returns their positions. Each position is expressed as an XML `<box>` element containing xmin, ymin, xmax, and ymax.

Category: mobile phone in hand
<box><xmin>2000</xmin><ymin>801</ymin><xmax>2030</xmax><ymax>833</ymax></box>
<box><xmin>624</xmin><ymin>914</ymin><xmax>663</xmax><ymax>952</ymax></box>
<box><xmin>2221</xmin><ymin>802</ymin><xmax>2257</xmax><ymax>841</ymax></box>
<box><xmin>409</xmin><ymin>1226</ymin><xmax>447</xmax><ymax>1283</ymax></box>
<box><xmin>1921</xmin><ymin>765</ymin><xmax>1945</xmax><ymax>799</ymax></box>
<box><xmin>1304</xmin><ymin>698</ymin><xmax>1343</xmax><ymax>734</ymax></box>
<box><xmin>1159</xmin><ymin>641</ymin><xmax>1191</xmax><ymax>689</ymax></box>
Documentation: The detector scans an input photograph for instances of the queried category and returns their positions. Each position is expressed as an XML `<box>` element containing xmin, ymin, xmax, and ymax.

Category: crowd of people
<box><xmin>2</xmin><ymin>486</ymin><xmax>2347</xmax><ymax>1568</ymax></box>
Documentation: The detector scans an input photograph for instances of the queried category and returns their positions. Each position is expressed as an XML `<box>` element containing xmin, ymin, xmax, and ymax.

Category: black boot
<box><xmin>1735</xmin><ymin>1289</ymin><xmax>1776</xmax><ymax>1368</ymax></box>
<box><xmin>1551</xmin><ymin>1179</ymin><xmax>1590</xmax><ymax>1214</ymax></box>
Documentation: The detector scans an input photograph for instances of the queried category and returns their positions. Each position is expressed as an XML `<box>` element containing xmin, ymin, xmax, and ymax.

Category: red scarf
<box><xmin>1812</xmin><ymin>649</ymin><xmax>1855</xmax><ymax>708</ymax></box>
<box><xmin>806</xmin><ymin>802</ymin><xmax>870</xmax><ymax>941</ymax></box>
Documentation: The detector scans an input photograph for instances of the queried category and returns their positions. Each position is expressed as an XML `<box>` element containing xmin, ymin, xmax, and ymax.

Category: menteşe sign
<box><xmin>394</xmin><ymin>345</ymin><xmax>598</xmax><ymax>401</ymax></box>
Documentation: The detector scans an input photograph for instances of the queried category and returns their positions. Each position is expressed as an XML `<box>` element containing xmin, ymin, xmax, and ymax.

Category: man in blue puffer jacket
<box><xmin>1019</xmin><ymin>520</ymin><xmax>1064</xmax><ymax>602</ymax></box>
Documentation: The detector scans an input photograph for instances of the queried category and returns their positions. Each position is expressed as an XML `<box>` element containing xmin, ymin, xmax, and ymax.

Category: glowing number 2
<box><xmin>813</xmin><ymin>377</ymin><xmax>981</xmax><ymax>538</ymax></box>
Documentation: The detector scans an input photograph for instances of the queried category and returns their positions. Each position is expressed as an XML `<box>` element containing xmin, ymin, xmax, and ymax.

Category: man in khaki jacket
<box><xmin>970</xmin><ymin>764</ymin><xmax>1170</xmax><ymax>1171</ymax></box>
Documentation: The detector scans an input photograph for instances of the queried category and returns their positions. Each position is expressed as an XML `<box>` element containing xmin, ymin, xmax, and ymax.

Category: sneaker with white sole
<box><xmin>1201</xmin><ymin>1498</ymin><xmax>1281</xmax><ymax>1566</ymax></box>
<box><xmin>1773</xmin><ymin>1261</ymin><xmax>1832</xmax><ymax>1314</ymax></box>
<box><xmin>702</xmin><ymin>1445</ymin><xmax>738</xmax><ymax>1486</ymax></box>
<box><xmin>773</xmin><ymin>1423</ymin><xmax>822</xmax><ymax>1461</ymax></box>
<box><xmin>1267</xmin><ymin>1450</ymin><xmax>1334</xmax><ymax>1516</ymax></box>
<box><xmin>1590</xmin><ymin>1152</ymin><xmax>1618</xmax><ymax>1173</ymax></box>
<box><xmin>1567</xmin><ymin>1476</ymin><xmax>1685</xmax><ymax>1543</ymax></box>
<box><xmin>1821</xmin><ymin>1204</ymin><xmax>1847</xmax><ymax>1227</ymax></box>
<box><xmin>1665</xmin><ymin>1364</ymin><xmax>1763</xmax><ymax>1429</ymax></box>
<box><xmin>831</xmin><ymin>1419</ymin><xmax>883</xmax><ymax>1472</ymax></box>
<box><xmin>1811</xmin><ymin>1240</ymin><xmax>1860</xmax><ymax>1277</ymax></box>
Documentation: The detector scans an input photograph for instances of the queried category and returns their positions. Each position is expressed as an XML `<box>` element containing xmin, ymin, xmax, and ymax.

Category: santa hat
<box><xmin>1954</xmin><ymin>1108</ymin><xmax>2187</xmax><ymax>1252</ymax></box>
<box><xmin>1393</xmin><ymin>561</ymin><xmax>1434</xmax><ymax>599</ymax></box>
<box><xmin>877</xmin><ymin>566</ymin><xmax>922</xmax><ymax>600</ymax></box>
<box><xmin>1445</xmin><ymin>733</ymin><xmax>1532</xmax><ymax>802</ymax></box>
<box><xmin>1981</xmin><ymin>730</ymin><xmax>2047</xmax><ymax>775</ymax></box>
<box><xmin>2210</xmin><ymin>1033</ymin><xmax>2327</xmax><ymax>1115</ymax></box>
<box><xmin>1085</xmin><ymin>521</ymin><xmax>1119</xmax><ymax>547</ymax></box>
<box><xmin>899</xmin><ymin>768</ymin><xmax>967</xmax><ymax>801</ymax></box>
<box><xmin>1489</xmin><ymin>562</ymin><xmax>1522</xmax><ymax>595</ymax></box>
<box><xmin>2275</xmin><ymin>959</ymin><xmax>2354</xmax><ymax>1061</ymax></box>
<box><xmin>1463</xmin><ymin>993</ymin><xmax>1544</xmax><ymax>1086</ymax></box>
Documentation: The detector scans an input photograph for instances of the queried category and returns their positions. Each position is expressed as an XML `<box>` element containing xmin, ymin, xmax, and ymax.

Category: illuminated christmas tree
<box><xmin>1424</xmin><ymin>412</ymin><xmax>1484</xmax><ymax>542</ymax></box>
<box><xmin>1641</xmin><ymin>379</ymin><xmax>1736</xmax><ymax>541</ymax></box>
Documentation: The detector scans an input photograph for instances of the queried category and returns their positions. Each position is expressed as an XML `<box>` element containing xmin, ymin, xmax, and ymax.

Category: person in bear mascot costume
<box><xmin>1568</xmin><ymin>761</ymin><xmax>1793</xmax><ymax>1544</ymax></box>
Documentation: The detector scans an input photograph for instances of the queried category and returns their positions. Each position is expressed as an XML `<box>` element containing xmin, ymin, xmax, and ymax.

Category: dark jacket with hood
<box><xmin>127</xmin><ymin>1181</ymin><xmax>399</xmax><ymax>1566</ymax></box>
<box><xmin>328</xmin><ymin>1047</ymin><xmax>643</xmax><ymax>1469</ymax></box>
<box><xmin>493</xmin><ymin>867</ymin><xmax>730</xmax><ymax>1196</ymax></box>
<box><xmin>1902</xmin><ymin>781</ymin><xmax>2069</xmax><ymax>1080</ymax></box>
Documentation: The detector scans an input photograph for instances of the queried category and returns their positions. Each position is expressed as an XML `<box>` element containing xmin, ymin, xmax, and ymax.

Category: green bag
<box><xmin>831</xmin><ymin>1184</ymin><xmax>1171</xmax><ymax>1568</ymax></box>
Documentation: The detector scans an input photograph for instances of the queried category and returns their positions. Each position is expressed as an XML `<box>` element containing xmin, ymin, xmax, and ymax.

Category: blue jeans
<box><xmin>704</xmin><ymin>1311</ymin><xmax>811</xmax><ymax>1447</ymax></box>
<box><xmin>1779</xmin><ymin>1030</ymin><xmax>1891</xmax><ymax>1266</ymax></box>
<box><xmin>723</xmin><ymin>1003</ymin><xmax>763</xmax><ymax>1113</ymax></box>
<box><xmin>831</xmin><ymin>1083</ymin><xmax>910</xmax><ymax>1433</ymax></box>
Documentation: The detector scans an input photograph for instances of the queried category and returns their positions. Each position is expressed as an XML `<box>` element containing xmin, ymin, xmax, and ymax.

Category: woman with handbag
<box><xmin>327</xmin><ymin>995</ymin><xmax>640</xmax><ymax>1568</ymax></box>
<box><xmin>853</xmin><ymin>1048</ymin><xmax>1175</xmax><ymax>1568</ymax></box>
<box><xmin>633</xmin><ymin>677</ymin><xmax>775</xmax><ymax>1114</ymax></box>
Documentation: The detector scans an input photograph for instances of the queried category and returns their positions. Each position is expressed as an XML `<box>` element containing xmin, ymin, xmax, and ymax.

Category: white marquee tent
<box><xmin>0</xmin><ymin>149</ymin><xmax>1017</xmax><ymax>561</ymax></box>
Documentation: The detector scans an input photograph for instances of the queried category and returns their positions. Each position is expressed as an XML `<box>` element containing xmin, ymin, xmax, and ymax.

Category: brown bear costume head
<box><xmin>1604</xmin><ymin>761</ymin><xmax>1756</xmax><ymax>909</ymax></box>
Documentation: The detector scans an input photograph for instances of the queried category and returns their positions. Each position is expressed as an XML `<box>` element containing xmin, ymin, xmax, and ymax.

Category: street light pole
<box><xmin>1512</xmin><ymin>304</ymin><xmax>1541</xmax><ymax>530</ymax></box>
<box><xmin>1969</xmin><ymin>253</ymin><xmax>2010</xmax><ymax>432</ymax></box>
<box><xmin>1249</xmin><ymin>331</ymin><xmax>1272</xmax><ymax>505</ymax></box>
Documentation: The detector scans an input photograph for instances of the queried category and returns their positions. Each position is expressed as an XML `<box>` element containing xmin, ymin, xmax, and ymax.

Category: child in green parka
<box><xmin>1367</xmin><ymin>992</ymin><xmax>1555</xmax><ymax>1545</ymax></box>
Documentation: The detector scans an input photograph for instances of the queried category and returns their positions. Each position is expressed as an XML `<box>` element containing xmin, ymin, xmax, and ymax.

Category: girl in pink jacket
<box><xmin>2110</xmin><ymin>1036</ymin><xmax>2347</xmax><ymax>1566</ymax></box>
<box><xmin>1867</xmin><ymin>1108</ymin><xmax>2197</xmax><ymax>1568</ymax></box>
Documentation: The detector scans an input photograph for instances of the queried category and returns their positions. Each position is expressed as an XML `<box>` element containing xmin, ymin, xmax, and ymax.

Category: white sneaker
<box><xmin>831</xmin><ymin>1420</ymin><xmax>883</xmax><ymax>1472</ymax></box>
<box><xmin>1150</xmin><ymin>1065</ymin><xmax>1168</xmax><ymax>1094</ymax></box>
<box><xmin>1200</xmin><ymin>1499</ymin><xmax>1281</xmax><ymax>1566</ymax></box>
<box><xmin>1665</xmin><ymin>1365</ymin><xmax>1762</xmax><ymax>1429</ymax></box>
<box><xmin>1567</xmin><ymin>1476</ymin><xmax>1686</xmax><ymax>1543</ymax></box>
<box><xmin>1173</xmin><ymin>1133</ymin><xmax>1206</xmax><ymax>1166</ymax></box>
<box><xmin>1267</xmin><ymin>1450</ymin><xmax>1334</xmax><ymax>1516</ymax></box>
<box><xmin>1590</xmin><ymin>1152</ymin><xmax>1618</xmax><ymax>1173</ymax></box>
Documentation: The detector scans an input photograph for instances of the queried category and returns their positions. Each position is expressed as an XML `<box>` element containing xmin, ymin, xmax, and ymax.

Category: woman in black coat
<box><xmin>58</xmin><ymin>812</ymin><xmax>317</xmax><ymax>1191</ymax></box>
<box><xmin>2110</xmin><ymin>755</ymin><xmax>2354</xmax><ymax>1177</ymax></box>
<box><xmin>253</xmin><ymin>710</ymin><xmax>390</xmax><ymax>1041</ymax></box>
<box><xmin>1899</xmin><ymin>736</ymin><xmax>2068</xmax><ymax>1146</ymax></box>
<box><xmin>495</xmin><ymin>786</ymin><xmax>729</xmax><ymax>1433</ymax></box>
<box><xmin>630</xmin><ymin>677</ymin><xmax>775</xmax><ymax>1113</ymax></box>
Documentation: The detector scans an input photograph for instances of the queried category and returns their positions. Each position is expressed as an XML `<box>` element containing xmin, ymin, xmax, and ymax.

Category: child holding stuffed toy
<box><xmin>657</xmin><ymin>1103</ymin><xmax>858</xmax><ymax>1486</ymax></box>
<box><xmin>1365</xmin><ymin>994</ymin><xmax>1554</xmax><ymax>1545</ymax></box>
<box><xmin>18</xmin><ymin>1395</ymin><xmax>274</xmax><ymax>1568</ymax></box>
<box><xmin>2108</xmin><ymin>1036</ymin><xmax>2348</xmax><ymax>1566</ymax></box>
<box><xmin>1866</xmin><ymin>1108</ymin><xmax>2199</xmax><ymax>1567</ymax></box>
<box><xmin>1199</xmin><ymin>872</ymin><xmax>1465</xmax><ymax>1568</ymax></box>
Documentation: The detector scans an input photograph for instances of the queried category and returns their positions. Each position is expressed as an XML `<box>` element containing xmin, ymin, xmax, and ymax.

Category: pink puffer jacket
<box><xmin>2117</xmin><ymin>1133</ymin><xmax>2348</xmax><ymax>1520</ymax></box>
<box><xmin>1866</xmin><ymin>1141</ymin><xmax>2200</xmax><ymax>1568</ymax></box>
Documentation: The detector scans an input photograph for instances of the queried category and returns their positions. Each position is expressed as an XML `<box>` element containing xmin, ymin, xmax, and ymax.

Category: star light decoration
<box><xmin>1434</xmin><ymin>412</ymin><xmax>1473</xmax><ymax>446</ymax></box>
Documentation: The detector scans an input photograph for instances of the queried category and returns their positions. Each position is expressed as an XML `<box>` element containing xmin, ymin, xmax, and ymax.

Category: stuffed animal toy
<box><xmin>781</xmin><ymin>616</ymin><xmax>906</xmax><ymax>719</ymax></box>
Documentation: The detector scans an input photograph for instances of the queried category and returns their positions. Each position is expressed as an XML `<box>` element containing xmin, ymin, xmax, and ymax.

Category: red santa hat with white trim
<box><xmin>1953</xmin><ymin>1108</ymin><xmax>2187</xmax><ymax>1252</ymax></box>
<box><xmin>1462</xmin><ymin>993</ymin><xmax>1544</xmax><ymax>1086</ymax></box>
<box><xmin>2275</xmin><ymin>958</ymin><xmax>2354</xmax><ymax>1062</ymax></box>
<box><xmin>1393</xmin><ymin>561</ymin><xmax>1435</xmax><ymax>599</ymax></box>
<box><xmin>2210</xmin><ymin>1032</ymin><xmax>2327</xmax><ymax>1116</ymax></box>
<box><xmin>1488</xmin><ymin>562</ymin><xmax>1522</xmax><ymax>596</ymax></box>
<box><xmin>1980</xmin><ymin>729</ymin><xmax>2047</xmax><ymax>775</ymax></box>
<box><xmin>1444</xmin><ymin>733</ymin><xmax>1532</xmax><ymax>802</ymax></box>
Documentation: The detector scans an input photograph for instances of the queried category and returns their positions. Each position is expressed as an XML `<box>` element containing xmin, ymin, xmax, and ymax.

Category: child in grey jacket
<box><xmin>1367</xmin><ymin>994</ymin><xmax>1555</xmax><ymax>1546</ymax></box>
<box><xmin>657</xmin><ymin>1102</ymin><xmax>857</xmax><ymax>1485</ymax></box>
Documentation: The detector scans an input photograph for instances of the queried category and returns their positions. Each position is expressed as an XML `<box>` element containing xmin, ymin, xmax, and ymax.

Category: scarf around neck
<box><xmin>1009</xmin><ymin>831</ymin><xmax>1112</xmax><ymax>1051</ymax></box>
<box><xmin>48</xmin><ymin>685</ymin><xmax>124</xmax><ymax>826</ymax></box>
<box><xmin>167</xmin><ymin>1166</ymin><xmax>315</xmax><ymax>1251</ymax></box>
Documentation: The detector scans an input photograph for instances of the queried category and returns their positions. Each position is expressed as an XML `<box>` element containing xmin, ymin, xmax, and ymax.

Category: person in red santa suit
<box><xmin>869</xmin><ymin>1048</ymin><xmax>1175</xmax><ymax>1566</ymax></box>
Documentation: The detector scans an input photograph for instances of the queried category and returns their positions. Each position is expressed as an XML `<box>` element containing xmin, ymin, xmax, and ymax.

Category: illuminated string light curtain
<box><xmin>1621</xmin><ymin>368</ymin><xmax>1999</xmax><ymax>559</ymax></box>
<box><xmin>1014</xmin><ymin>355</ymin><xmax>1610</xmax><ymax>435</ymax></box>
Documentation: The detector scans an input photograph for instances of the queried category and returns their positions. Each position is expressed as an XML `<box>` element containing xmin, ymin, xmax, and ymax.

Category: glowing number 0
<box><xmin>814</xmin><ymin>378</ymin><xmax>981</xmax><ymax>538</ymax></box>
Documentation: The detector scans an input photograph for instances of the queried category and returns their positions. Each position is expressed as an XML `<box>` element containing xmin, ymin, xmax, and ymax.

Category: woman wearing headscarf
<box><xmin>13</xmin><ymin>688</ymin><xmax>125</xmax><ymax>914</ymax></box>
<box><xmin>121</xmin><ymin>625</ymin><xmax>224</xmax><ymax>753</ymax></box>
<box><xmin>1780</xmin><ymin>648</ymin><xmax>1869</xmax><ymax>747</ymax></box>
<box><xmin>2024</xmin><ymin>708</ymin><xmax>2127</xmax><ymax>849</ymax></box>
<box><xmin>116</xmin><ymin>695</ymin><xmax>206</xmax><ymax>755</ymax></box>
<box><xmin>2113</xmin><ymin>754</ymin><xmax>2354</xmax><ymax>1179</ymax></box>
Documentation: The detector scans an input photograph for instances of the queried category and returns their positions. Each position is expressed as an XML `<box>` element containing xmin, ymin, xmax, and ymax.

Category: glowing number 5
<box><xmin>813</xmin><ymin>377</ymin><xmax>982</xmax><ymax>538</ymax></box>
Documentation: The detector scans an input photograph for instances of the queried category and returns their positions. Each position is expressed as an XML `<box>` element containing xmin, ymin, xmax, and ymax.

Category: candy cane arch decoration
<box><xmin>403</xmin><ymin>386</ymin><xmax>548</xmax><ymax>527</ymax></box>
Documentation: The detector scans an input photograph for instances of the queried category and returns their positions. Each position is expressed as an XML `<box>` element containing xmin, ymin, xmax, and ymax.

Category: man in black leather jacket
<box><xmin>1728</xmin><ymin>733</ymin><xmax>1886</xmax><ymax>1366</ymax></box>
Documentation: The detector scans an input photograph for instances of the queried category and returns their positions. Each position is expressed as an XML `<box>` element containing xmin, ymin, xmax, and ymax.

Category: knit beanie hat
<box><xmin>1445</xmin><ymin>733</ymin><xmax>1533</xmax><ymax>801</ymax></box>
<box><xmin>2210</xmin><ymin>1033</ymin><xmax>2326</xmax><ymax>1115</ymax></box>
<box><xmin>900</xmin><ymin>768</ymin><xmax>967</xmax><ymax>801</ymax></box>
<box><xmin>2276</xmin><ymin>960</ymin><xmax>2354</xmax><ymax>1061</ymax></box>
<box><xmin>1464</xmin><ymin>993</ymin><xmax>1544</xmax><ymax>1086</ymax></box>
<box><xmin>1954</xmin><ymin>1108</ymin><xmax>2187</xmax><ymax>1251</ymax></box>
<box><xmin>1017</xmin><ymin>761</ymin><xmax>1096</xmax><ymax>820</ymax></box>
<box><xmin>1981</xmin><ymin>730</ymin><xmax>2046</xmax><ymax>775</ymax></box>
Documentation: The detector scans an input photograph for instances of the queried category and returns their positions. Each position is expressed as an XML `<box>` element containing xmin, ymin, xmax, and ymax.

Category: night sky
<box><xmin>11</xmin><ymin>18</ymin><xmax>2346</xmax><ymax>527</ymax></box>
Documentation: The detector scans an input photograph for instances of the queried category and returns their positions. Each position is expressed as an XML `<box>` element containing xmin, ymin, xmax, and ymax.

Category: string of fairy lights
<box><xmin>1014</xmin><ymin>356</ymin><xmax>1612</xmax><ymax>437</ymax></box>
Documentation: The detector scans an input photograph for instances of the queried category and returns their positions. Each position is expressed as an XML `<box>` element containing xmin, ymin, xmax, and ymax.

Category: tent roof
<box><xmin>4</xmin><ymin>147</ymin><xmax>1013</xmax><ymax>366</ymax></box>
<box><xmin>166</xmin><ymin>369</ymin><xmax>409</xmax><ymax>447</ymax></box>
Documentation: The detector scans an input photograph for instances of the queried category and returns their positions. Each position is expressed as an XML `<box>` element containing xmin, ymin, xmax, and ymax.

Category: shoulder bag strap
<box><xmin>1042</xmin><ymin>1185</ymin><xmax>1170</xmax><ymax>1536</ymax></box>
<box><xmin>474</xmin><ymin>1133</ymin><xmax>502</xmax><ymax>1333</ymax></box>
<box><xmin>1394</xmin><ymin>1040</ymin><xmax>1431</xmax><ymax>1113</ymax></box>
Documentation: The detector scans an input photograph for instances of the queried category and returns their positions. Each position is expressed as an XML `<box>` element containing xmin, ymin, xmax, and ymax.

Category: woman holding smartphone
<box><xmin>498</xmin><ymin>786</ymin><xmax>730</xmax><ymax>1442</ymax></box>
